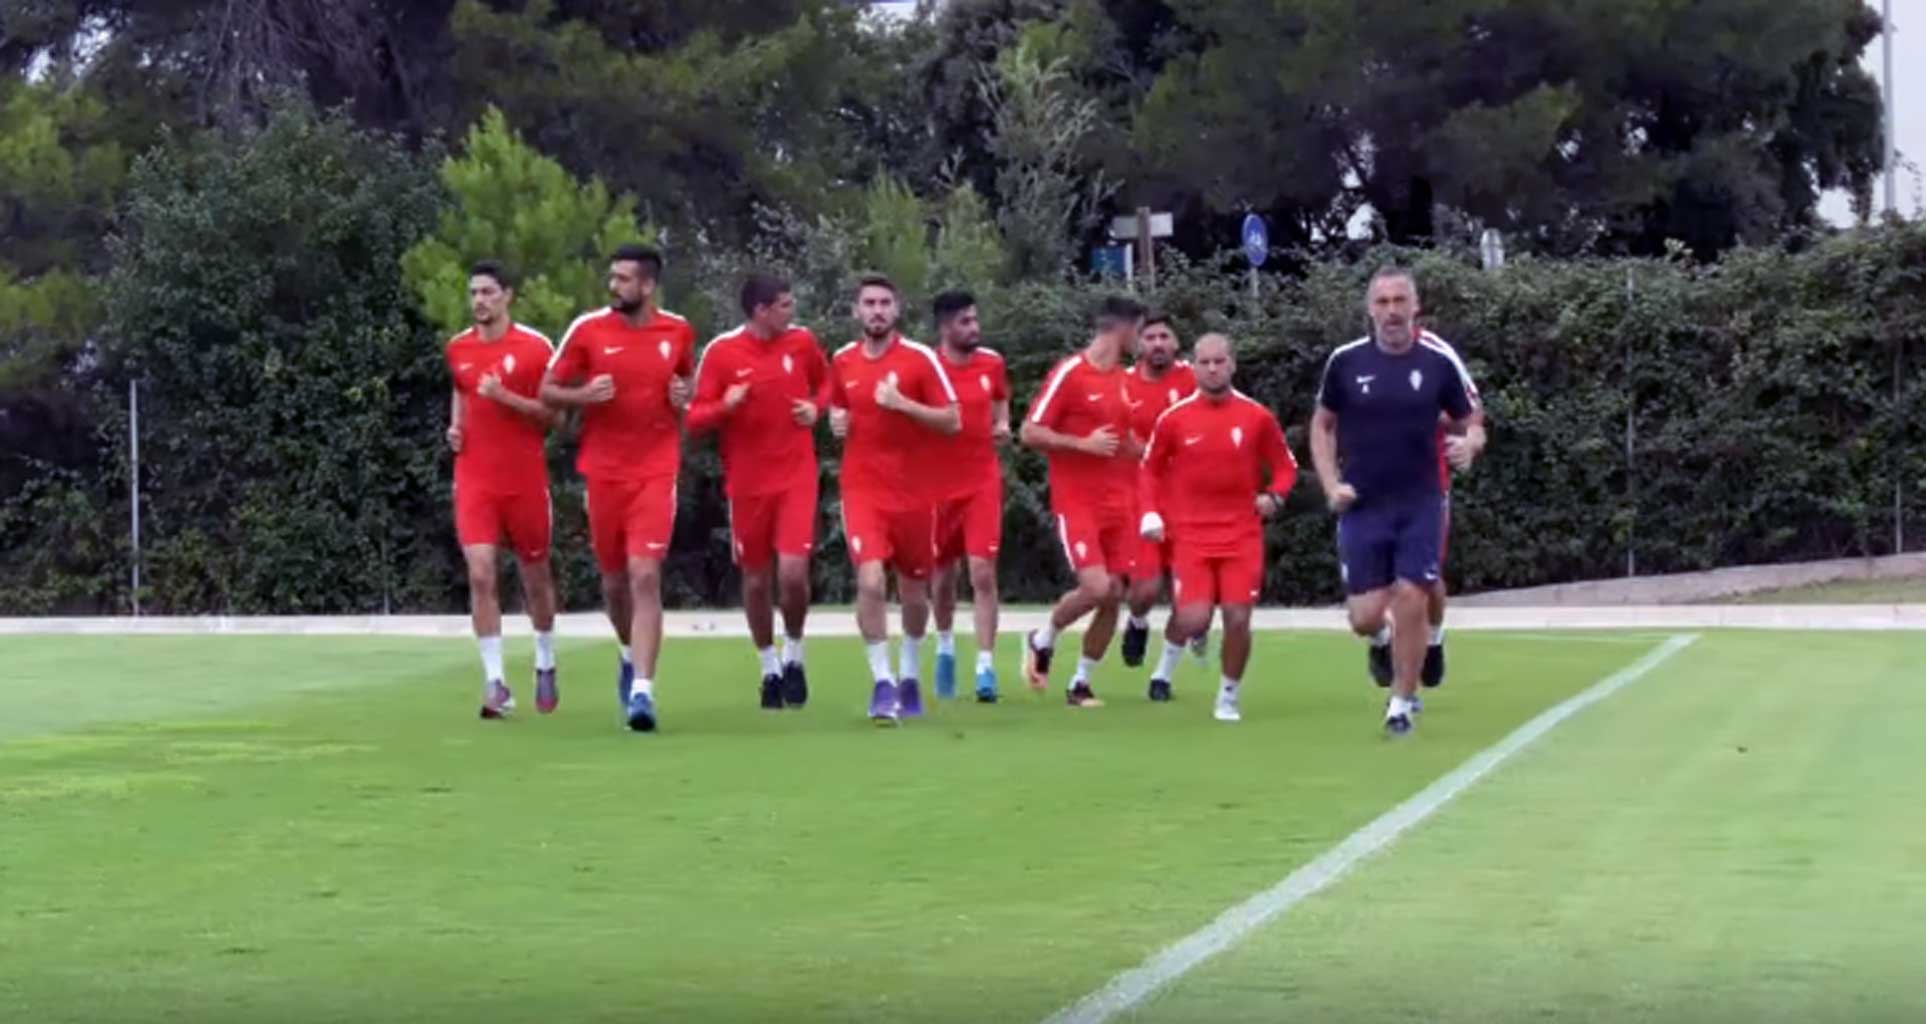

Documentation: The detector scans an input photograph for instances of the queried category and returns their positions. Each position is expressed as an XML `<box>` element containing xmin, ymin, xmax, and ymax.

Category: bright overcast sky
<box><xmin>1822</xmin><ymin>0</ymin><xmax>1922</xmax><ymax>223</ymax></box>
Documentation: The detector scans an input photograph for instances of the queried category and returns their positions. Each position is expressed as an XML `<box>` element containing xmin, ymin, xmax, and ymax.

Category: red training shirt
<box><xmin>686</xmin><ymin>324</ymin><xmax>831</xmax><ymax>499</ymax></box>
<box><xmin>1139</xmin><ymin>390</ymin><xmax>1298</xmax><ymax>556</ymax></box>
<box><xmin>1027</xmin><ymin>353</ymin><xmax>1135</xmax><ymax>514</ymax></box>
<box><xmin>829</xmin><ymin>334</ymin><xmax>959</xmax><ymax>511</ymax></box>
<box><xmin>928</xmin><ymin>346</ymin><xmax>1008</xmax><ymax>500</ymax></box>
<box><xmin>447</xmin><ymin>322</ymin><xmax>555</xmax><ymax>495</ymax></box>
<box><xmin>546</xmin><ymin>307</ymin><xmax>696</xmax><ymax>481</ymax></box>
<box><xmin>1125</xmin><ymin>360</ymin><xmax>1198</xmax><ymax>444</ymax></box>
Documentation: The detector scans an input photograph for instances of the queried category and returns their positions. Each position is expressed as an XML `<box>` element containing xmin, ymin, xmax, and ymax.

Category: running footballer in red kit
<box><xmin>1118</xmin><ymin>312</ymin><xmax>1204</xmax><ymax>697</ymax></box>
<box><xmin>827</xmin><ymin>274</ymin><xmax>961</xmax><ymax>724</ymax></box>
<box><xmin>1412</xmin><ymin>331</ymin><xmax>1485</xmax><ymax>690</ymax></box>
<box><xmin>686</xmin><ymin>272</ymin><xmax>831</xmax><ymax>711</ymax></box>
<box><xmin>1019</xmin><ymin>295</ymin><xmax>1147</xmax><ymax>708</ymax></box>
<box><xmin>446</xmin><ymin>260</ymin><xmax>562</xmax><ymax>721</ymax></box>
<box><xmin>927</xmin><ymin>289</ymin><xmax>1010</xmax><ymax>705</ymax></box>
<box><xmin>540</xmin><ymin>244</ymin><xmax>696</xmax><ymax>733</ymax></box>
<box><xmin>1138</xmin><ymin>334</ymin><xmax>1297</xmax><ymax>722</ymax></box>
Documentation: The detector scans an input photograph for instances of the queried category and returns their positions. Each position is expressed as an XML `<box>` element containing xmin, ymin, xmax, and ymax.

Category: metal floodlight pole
<box><xmin>129</xmin><ymin>379</ymin><xmax>142</xmax><ymax>616</ymax></box>
<box><xmin>1889</xmin><ymin>0</ymin><xmax>1905</xmax><ymax>552</ymax></box>
<box><xmin>1884</xmin><ymin>0</ymin><xmax>1898</xmax><ymax>217</ymax></box>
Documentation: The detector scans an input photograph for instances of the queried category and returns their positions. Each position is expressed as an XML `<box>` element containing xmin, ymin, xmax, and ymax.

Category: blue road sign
<box><xmin>1241</xmin><ymin>213</ymin><xmax>1269</xmax><ymax>268</ymax></box>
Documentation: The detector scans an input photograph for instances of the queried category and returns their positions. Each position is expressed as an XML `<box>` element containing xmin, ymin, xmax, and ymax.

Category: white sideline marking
<box><xmin>1039</xmin><ymin>633</ymin><xmax>1700</xmax><ymax>1024</ymax></box>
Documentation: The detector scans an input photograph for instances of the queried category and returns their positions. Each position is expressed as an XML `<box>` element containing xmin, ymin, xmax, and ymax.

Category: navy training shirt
<box><xmin>1316</xmin><ymin>333</ymin><xmax>1477</xmax><ymax>506</ymax></box>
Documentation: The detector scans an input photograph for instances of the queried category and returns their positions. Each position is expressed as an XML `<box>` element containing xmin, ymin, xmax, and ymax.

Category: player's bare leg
<box><xmin>618</xmin><ymin>555</ymin><xmax>663</xmax><ymax>732</ymax></box>
<box><xmin>519</xmin><ymin>555</ymin><xmax>560</xmax><ymax>713</ymax></box>
<box><xmin>854</xmin><ymin>560</ymin><xmax>899</xmax><ymax>723</ymax></box>
<box><xmin>776</xmin><ymin>553</ymin><xmax>812</xmax><ymax>706</ymax></box>
<box><xmin>931</xmin><ymin>560</ymin><xmax>960</xmax><ymax>699</ymax></box>
<box><xmin>1214</xmin><ymin>603</ymin><xmax>1254</xmax><ymax>722</ymax></box>
<box><xmin>601</xmin><ymin>567</ymin><xmax>636</xmax><ymax>707</ymax></box>
<box><xmin>1064</xmin><ymin>575</ymin><xmax>1121</xmax><ymax>707</ymax></box>
<box><xmin>1150</xmin><ymin>599</ymin><xmax>1209</xmax><ymax>702</ymax></box>
<box><xmin>1026</xmin><ymin>566</ymin><xmax>1110</xmax><ymax>691</ymax></box>
<box><xmin>464</xmin><ymin>545</ymin><xmax>514</xmax><ymax>718</ymax></box>
<box><xmin>897</xmin><ymin>573</ymin><xmax>931</xmax><ymax>717</ymax></box>
<box><xmin>741</xmin><ymin>565</ymin><xmax>784</xmax><ymax>709</ymax></box>
<box><xmin>1424</xmin><ymin>580</ymin><xmax>1448</xmax><ymax>688</ymax></box>
<box><xmin>967</xmin><ymin>555</ymin><xmax>1000</xmax><ymax>701</ymax></box>
<box><xmin>1374</xmin><ymin>582</ymin><xmax>1427</xmax><ymax>736</ymax></box>
<box><xmin>1122</xmin><ymin>575</ymin><xmax>1161</xmax><ymax>667</ymax></box>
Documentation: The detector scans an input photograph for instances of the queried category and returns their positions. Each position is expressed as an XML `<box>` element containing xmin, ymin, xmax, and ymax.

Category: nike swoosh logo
<box><xmin>1184</xmin><ymin>435</ymin><xmax>1203</xmax><ymax>445</ymax></box>
<box><xmin>605</xmin><ymin>347</ymin><xmax>624</xmax><ymax>355</ymax></box>
<box><xmin>735</xmin><ymin>368</ymin><xmax>754</xmax><ymax>378</ymax></box>
<box><xmin>1086</xmin><ymin>393</ymin><xmax>1104</xmax><ymax>402</ymax></box>
<box><xmin>647</xmin><ymin>542</ymin><xmax>667</xmax><ymax>551</ymax></box>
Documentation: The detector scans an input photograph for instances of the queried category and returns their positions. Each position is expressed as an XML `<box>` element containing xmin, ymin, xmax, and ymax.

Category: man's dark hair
<box><xmin>1369</xmin><ymin>265</ymin><xmax>1417</xmax><ymax>294</ymax></box>
<box><xmin>740</xmin><ymin>271</ymin><xmax>792</xmax><ymax>317</ymax></box>
<box><xmin>1141</xmin><ymin>309</ymin><xmax>1172</xmax><ymax>332</ymax></box>
<box><xmin>1095</xmin><ymin>294</ymin><xmax>1148</xmax><ymax>332</ymax></box>
<box><xmin>932</xmin><ymin>289</ymin><xmax>975</xmax><ymax>324</ymax></box>
<box><xmin>855</xmin><ymin>272</ymin><xmax>897</xmax><ymax>296</ymax></box>
<box><xmin>469</xmin><ymin>260</ymin><xmax>513</xmax><ymax>290</ymax></box>
<box><xmin>611</xmin><ymin>243</ymin><xmax>665</xmax><ymax>282</ymax></box>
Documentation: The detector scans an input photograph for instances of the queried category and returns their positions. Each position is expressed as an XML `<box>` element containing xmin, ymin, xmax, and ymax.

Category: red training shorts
<box><xmin>729</xmin><ymin>474</ymin><xmax>819</xmax><ymax>571</ymax></box>
<box><xmin>1054</xmin><ymin>505</ymin><xmax>1137</xmax><ymax>578</ymax></box>
<box><xmin>935</xmin><ymin>478</ymin><xmax>1003</xmax><ymax>563</ymax></box>
<box><xmin>1133</xmin><ymin>533</ymin><xmax>1173</xmax><ymax>579</ymax></box>
<box><xmin>586</xmin><ymin>474</ymin><xmax>676</xmax><ymax>574</ymax></box>
<box><xmin>455</xmin><ymin>485</ymin><xmax>552</xmax><ymax>564</ymax></box>
<box><xmin>843</xmin><ymin>496</ymin><xmax>936</xmax><ymax>579</ymax></box>
<box><xmin>1171</xmin><ymin>536</ymin><xmax>1265</xmax><ymax>609</ymax></box>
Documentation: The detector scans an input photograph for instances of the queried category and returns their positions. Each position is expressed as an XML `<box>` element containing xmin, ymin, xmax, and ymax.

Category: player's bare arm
<box><xmin>1443</xmin><ymin>409</ymin><xmax>1487</xmax><ymax>470</ymax></box>
<box><xmin>991</xmin><ymin>400</ymin><xmax>1012</xmax><ymax>444</ymax></box>
<box><xmin>539</xmin><ymin>370</ymin><xmax>616</xmax><ymax>408</ymax></box>
<box><xmin>668</xmin><ymin>375</ymin><xmax>693</xmax><ymax>411</ymax></box>
<box><xmin>480</xmin><ymin>372</ymin><xmax>558</xmax><ymax>427</ymax></box>
<box><xmin>876</xmin><ymin>377</ymin><xmax>961</xmax><ymax>435</ymax></box>
<box><xmin>1310</xmin><ymin>407</ymin><xmax>1353</xmax><ymax>512</ymax></box>
<box><xmin>1020</xmin><ymin>420</ymin><xmax>1118</xmax><ymax>457</ymax></box>
<box><xmin>447</xmin><ymin>389</ymin><xmax>463</xmax><ymax>452</ymax></box>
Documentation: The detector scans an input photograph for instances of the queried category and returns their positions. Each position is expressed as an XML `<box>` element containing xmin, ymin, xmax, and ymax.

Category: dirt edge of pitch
<box><xmin>1036</xmin><ymin>633</ymin><xmax>1701</xmax><ymax>1024</ymax></box>
<box><xmin>1</xmin><ymin>605</ymin><xmax>1922</xmax><ymax>637</ymax></box>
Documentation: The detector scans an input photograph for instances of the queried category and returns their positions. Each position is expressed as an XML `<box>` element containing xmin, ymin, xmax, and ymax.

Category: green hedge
<box><xmin>6</xmin><ymin>203</ymin><xmax>1923</xmax><ymax>613</ymax></box>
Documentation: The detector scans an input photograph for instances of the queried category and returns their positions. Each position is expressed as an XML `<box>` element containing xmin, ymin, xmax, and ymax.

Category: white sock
<box><xmin>534</xmin><ymin>631</ymin><xmax>556</xmax><ymax>671</ymax></box>
<box><xmin>757</xmin><ymin>645</ymin><xmax>780</xmax><ymax>677</ymax></box>
<box><xmin>1220</xmin><ymin>675</ymin><xmax>1239</xmax><ymax>693</ymax></box>
<box><xmin>1429</xmin><ymin>623</ymin><xmax>1446</xmax><ymax>646</ymax></box>
<box><xmin>900</xmin><ymin>633</ymin><xmax>924</xmax><ymax>682</ymax></box>
<box><xmin>1128</xmin><ymin>614</ymin><xmax>1148</xmax><ymax>630</ymax></box>
<box><xmin>1034</xmin><ymin>622</ymin><xmax>1058</xmax><ymax>650</ymax></box>
<box><xmin>1154</xmin><ymin>641</ymin><xmax>1186</xmax><ymax>682</ymax></box>
<box><xmin>1070</xmin><ymin>655</ymin><xmax>1099</xmax><ymax>688</ymax></box>
<box><xmin>636</xmin><ymin>677</ymin><xmax>655</xmax><ymax>696</ymax></box>
<box><xmin>975</xmin><ymin>649</ymin><xmax>995</xmax><ymax>673</ymax></box>
<box><xmin>936</xmin><ymin>631</ymin><xmax>956</xmax><ymax>657</ymax></box>
<box><xmin>1371</xmin><ymin>625</ymin><xmax>1391</xmax><ymax>647</ymax></box>
<box><xmin>867</xmin><ymin>641</ymin><xmax>893</xmax><ymax>684</ymax></box>
<box><xmin>1387</xmin><ymin>695</ymin><xmax>1412</xmax><ymax>717</ymax></box>
<box><xmin>782</xmin><ymin>634</ymin><xmax>805</xmax><ymax>667</ymax></box>
<box><xmin>619</xmin><ymin>645</ymin><xmax>633</xmax><ymax>666</ymax></box>
<box><xmin>478</xmin><ymin>635</ymin><xmax>504</xmax><ymax>684</ymax></box>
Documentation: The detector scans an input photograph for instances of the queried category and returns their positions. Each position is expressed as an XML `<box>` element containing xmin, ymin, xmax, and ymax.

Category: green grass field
<box><xmin>4</xmin><ymin>628</ymin><xmax>1923</xmax><ymax>1022</ymax></box>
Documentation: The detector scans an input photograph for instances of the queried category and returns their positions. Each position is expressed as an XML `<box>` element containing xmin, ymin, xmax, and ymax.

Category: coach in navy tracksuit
<box><xmin>1310</xmin><ymin>267</ymin><xmax>1480</xmax><ymax>737</ymax></box>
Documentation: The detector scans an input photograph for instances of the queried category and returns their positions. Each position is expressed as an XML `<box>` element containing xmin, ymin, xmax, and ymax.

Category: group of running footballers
<box><xmin>444</xmin><ymin>245</ymin><xmax>1485</xmax><ymax>738</ymax></box>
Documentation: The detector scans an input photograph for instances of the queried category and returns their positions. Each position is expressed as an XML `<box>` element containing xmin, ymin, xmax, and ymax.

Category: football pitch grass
<box><xmin>4</xmin><ymin>628</ymin><xmax>1923</xmax><ymax>1022</ymax></box>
